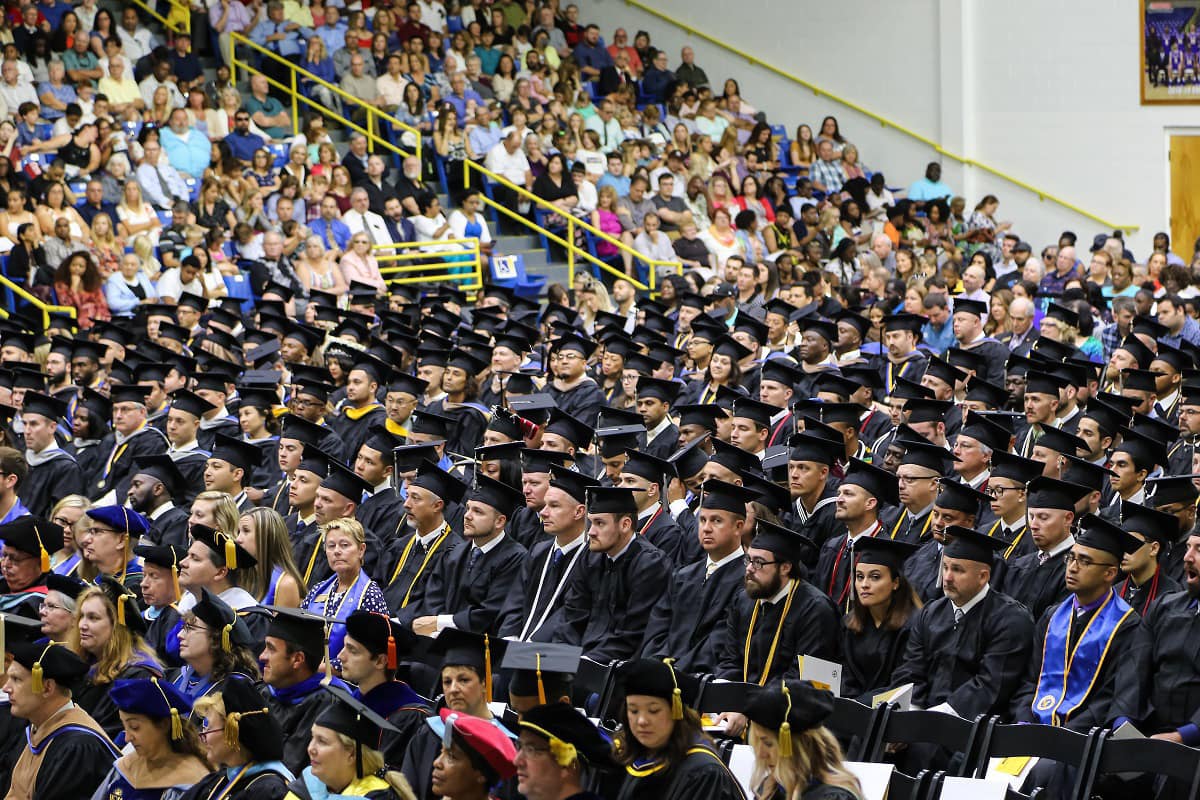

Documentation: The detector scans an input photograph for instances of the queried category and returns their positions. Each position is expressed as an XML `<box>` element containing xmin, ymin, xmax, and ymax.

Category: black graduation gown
<box><xmin>1115</xmin><ymin>589</ymin><xmax>1200</xmax><ymax>732</ymax></box>
<box><xmin>73</xmin><ymin>440</ymin><xmax>105</xmax><ymax>490</ymax></box>
<box><xmin>263</xmin><ymin>477</ymin><xmax>292</xmax><ymax>514</ymax></box>
<box><xmin>639</xmin><ymin>556</ymin><xmax>744</xmax><ymax>674</ymax></box>
<box><xmin>638</xmin><ymin>505</ymin><xmax>696</xmax><ymax>567</ymax></box>
<box><xmin>860</xmin><ymin>408</ymin><xmax>892</xmax><ymax>449</ymax></box>
<box><xmin>890</xmin><ymin>588</ymin><xmax>1035</xmax><ymax>719</ymax></box>
<box><xmin>505</xmin><ymin>504</ymin><xmax>545</xmax><ymax>550</ymax></box>
<box><xmin>12</xmin><ymin>714</ymin><xmax>118</xmax><ymax>800</ymax></box>
<box><xmin>715</xmin><ymin>580</ymin><xmax>840</xmax><ymax>683</ymax></box>
<box><xmin>171</xmin><ymin>449</ymin><xmax>210</xmax><ymax>507</ymax></box>
<box><xmin>425</xmin><ymin>399</ymin><xmax>488</xmax><ymax>460</ymax></box>
<box><xmin>357</xmin><ymin>487</ymin><xmax>404</xmax><ymax>539</ymax></box>
<box><xmin>795</xmin><ymin>365</ymin><xmax>838</xmax><ymax>400</ymax></box>
<box><xmin>317</xmin><ymin>426</ymin><xmax>347</xmax><ymax>464</ymax></box>
<box><xmin>262</xmin><ymin>680</ymin><xmax>331</xmax><ymax>776</ymax></box>
<box><xmin>1002</xmin><ymin>547</ymin><xmax>1071</xmax><ymax>621</ymax></box>
<box><xmin>88</xmin><ymin>426</ymin><xmax>169</xmax><ymax>501</ymax></box>
<box><xmin>1118</xmin><ymin>568</ymin><xmax>1182</xmax><ymax>616</ymax></box>
<box><xmin>359</xmin><ymin>681</ymin><xmax>432</xmax><ymax>769</ymax></box>
<box><xmin>905</xmin><ymin>540</ymin><xmax>945</xmax><ymax>604</ymax></box>
<box><xmin>962</xmin><ymin>338</ymin><xmax>1009</xmax><ymax>386</ymax></box>
<box><xmin>615</xmin><ymin>746</ymin><xmax>745</xmax><ymax>800</ymax></box>
<box><xmin>839</xmin><ymin>618</ymin><xmax>913</xmax><ymax>703</ymax></box>
<box><xmin>778</xmin><ymin>489</ymin><xmax>841</xmax><ymax>568</ymax></box>
<box><xmin>423</xmin><ymin>534</ymin><xmax>527</xmax><ymax>634</ymax></box>
<box><xmin>197</xmin><ymin>416</ymin><xmax>240</xmax><ymax>451</ymax></box>
<box><xmin>643</xmin><ymin>423</ymin><xmax>680</xmax><ymax>461</ymax></box>
<box><xmin>20</xmin><ymin>451</ymin><xmax>83</xmax><ymax>517</ymax></box>
<box><xmin>75</xmin><ymin>663</ymin><xmax>162</xmax><ymax>740</ymax></box>
<box><xmin>496</xmin><ymin>538</ymin><xmax>586</xmax><ymax>642</ymax></box>
<box><xmin>401</xmin><ymin>726</ymin><xmax>443</xmax><ymax>800</ymax></box>
<box><xmin>330</xmin><ymin>405</ymin><xmax>387</xmax><ymax>466</ymax></box>
<box><xmin>816</xmin><ymin>523</ymin><xmax>884</xmax><ymax>612</ymax></box>
<box><xmin>147</xmin><ymin>504</ymin><xmax>190</xmax><ymax>548</ymax></box>
<box><xmin>0</xmin><ymin>702</ymin><xmax>25</xmax><ymax>798</ymax></box>
<box><xmin>554</xmin><ymin>537</ymin><xmax>673</xmax><ymax>662</ymax></box>
<box><xmin>1009</xmin><ymin>595</ymin><xmax>1141</xmax><ymax>730</ymax></box>
<box><xmin>178</xmin><ymin>768</ymin><xmax>290</xmax><ymax>800</ymax></box>
<box><xmin>289</xmin><ymin>516</ymin><xmax>327</xmax><ymax>586</ymax></box>
<box><xmin>549</xmin><ymin>379</ymin><xmax>606</xmax><ymax>427</ymax></box>
<box><xmin>875</xmin><ymin>351</ymin><xmax>928</xmax><ymax>393</ymax></box>
<box><xmin>145</xmin><ymin>604</ymin><xmax>183</xmax><ymax>668</ymax></box>
<box><xmin>249</xmin><ymin>438</ymin><xmax>281</xmax><ymax>490</ymax></box>
<box><xmin>384</xmin><ymin>527</ymin><xmax>464</xmax><ymax>626</ymax></box>
<box><xmin>891</xmin><ymin>507</ymin><xmax>933</xmax><ymax>546</ymax></box>
<box><xmin>1168</xmin><ymin>439</ymin><xmax>1194</xmax><ymax>481</ymax></box>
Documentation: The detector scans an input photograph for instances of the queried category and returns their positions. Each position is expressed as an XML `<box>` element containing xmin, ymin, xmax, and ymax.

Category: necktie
<box><xmin>705</xmin><ymin>561</ymin><xmax>718</xmax><ymax>581</ymax></box>
<box><xmin>363</xmin><ymin>215</ymin><xmax>378</xmax><ymax>245</ymax></box>
<box><xmin>953</xmin><ymin>607</ymin><xmax>965</xmax><ymax>626</ymax></box>
<box><xmin>152</xmin><ymin>165</ymin><xmax>172</xmax><ymax>204</ymax></box>
<box><xmin>550</xmin><ymin>548</ymin><xmax>563</xmax><ymax>567</ymax></box>
<box><xmin>1038</xmin><ymin>550</ymin><xmax>1050</xmax><ymax>565</ymax></box>
<box><xmin>467</xmin><ymin>547</ymin><xmax>482</xmax><ymax>572</ymax></box>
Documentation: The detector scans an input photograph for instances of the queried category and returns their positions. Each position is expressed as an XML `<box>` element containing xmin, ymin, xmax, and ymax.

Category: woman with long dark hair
<box><xmin>614</xmin><ymin>658</ymin><xmax>743</xmax><ymax>800</ymax></box>
<box><xmin>839</xmin><ymin>537</ymin><xmax>922</xmax><ymax>701</ymax></box>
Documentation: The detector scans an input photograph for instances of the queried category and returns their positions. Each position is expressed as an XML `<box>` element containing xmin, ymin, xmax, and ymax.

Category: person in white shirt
<box><xmin>117</xmin><ymin>7</ymin><xmax>155</xmax><ymax>64</ymax></box>
<box><xmin>341</xmin><ymin>187</ymin><xmax>391</xmax><ymax>244</ymax></box>
<box><xmin>570</xmin><ymin>162</ymin><xmax>597</xmax><ymax>217</ymax></box>
<box><xmin>446</xmin><ymin>190</ymin><xmax>493</xmax><ymax>257</ymax></box>
<box><xmin>483</xmin><ymin>131</ymin><xmax>532</xmax><ymax>187</ymax></box>
<box><xmin>0</xmin><ymin>61</ymin><xmax>37</xmax><ymax>119</ymax></box>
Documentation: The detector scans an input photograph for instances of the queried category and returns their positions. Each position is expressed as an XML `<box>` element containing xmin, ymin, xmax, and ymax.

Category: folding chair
<box><xmin>826</xmin><ymin>696</ymin><xmax>888</xmax><ymax>761</ymax></box>
<box><xmin>1091</xmin><ymin>735</ymin><xmax>1200</xmax><ymax>799</ymax></box>
<box><xmin>886</xmin><ymin>768</ymin><xmax>933</xmax><ymax>800</ymax></box>
<box><xmin>971</xmin><ymin>720</ymin><xmax>1104</xmax><ymax>800</ymax></box>
<box><xmin>868</xmin><ymin>709</ymin><xmax>989</xmax><ymax>777</ymax></box>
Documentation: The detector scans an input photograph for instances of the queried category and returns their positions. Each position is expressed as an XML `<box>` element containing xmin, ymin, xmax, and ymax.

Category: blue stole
<box><xmin>52</xmin><ymin>552</ymin><xmax>81</xmax><ymax>576</ymax></box>
<box><xmin>306</xmin><ymin>571</ymin><xmax>370</xmax><ymax>659</ymax></box>
<box><xmin>269</xmin><ymin>672</ymin><xmax>350</xmax><ymax>705</ymax></box>
<box><xmin>0</xmin><ymin>499</ymin><xmax>29</xmax><ymax>525</ymax></box>
<box><xmin>172</xmin><ymin>665</ymin><xmax>216</xmax><ymax>704</ymax></box>
<box><xmin>1032</xmin><ymin>590</ymin><xmax>1135</xmax><ymax>726</ymax></box>
<box><xmin>264</xmin><ymin>566</ymin><xmax>284</xmax><ymax>605</ymax></box>
<box><xmin>0</xmin><ymin>584</ymin><xmax>46</xmax><ymax>612</ymax></box>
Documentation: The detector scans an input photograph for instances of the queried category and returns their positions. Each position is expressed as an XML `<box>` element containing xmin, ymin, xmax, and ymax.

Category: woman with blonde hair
<box><xmin>235</xmin><ymin>507</ymin><xmax>305</xmax><ymax>606</ymax></box>
<box><xmin>574</xmin><ymin>274</ymin><xmax>614</xmax><ymax>335</ymax></box>
<box><xmin>70</xmin><ymin>579</ymin><xmax>165</xmax><ymax>738</ymax></box>
<box><xmin>301</xmin><ymin>517</ymin><xmax>387</xmax><ymax>671</ymax></box>
<box><xmin>132</xmin><ymin>233</ymin><xmax>162</xmax><ymax>282</ymax></box>
<box><xmin>744</xmin><ymin>680</ymin><xmax>862</xmax><ymax>800</ymax></box>
<box><xmin>188</xmin><ymin>490</ymin><xmax>240</xmax><ymax>542</ymax></box>
<box><xmin>49</xmin><ymin>494</ymin><xmax>90</xmax><ymax>576</ymax></box>
<box><xmin>88</xmin><ymin>212</ymin><xmax>123</xmax><ymax>275</ymax></box>
<box><xmin>116</xmin><ymin>179</ymin><xmax>162</xmax><ymax>245</ymax></box>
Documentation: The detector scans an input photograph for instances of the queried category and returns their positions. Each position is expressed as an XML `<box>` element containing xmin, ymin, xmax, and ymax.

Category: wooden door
<box><xmin>1170</xmin><ymin>134</ymin><xmax>1200</xmax><ymax>261</ymax></box>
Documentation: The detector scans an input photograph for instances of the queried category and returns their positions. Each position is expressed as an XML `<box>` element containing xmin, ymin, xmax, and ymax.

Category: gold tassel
<box><xmin>322</xmin><ymin>622</ymin><xmax>333</xmax><ymax>685</ymax></box>
<box><xmin>169</xmin><ymin>707</ymin><xmax>183</xmax><ymax>740</ymax></box>
<box><xmin>31</xmin><ymin>662</ymin><xmax>43</xmax><ymax>694</ymax></box>
<box><xmin>779</xmin><ymin>685</ymin><xmax>794</xmax><ymax>758</ymax></box>
<box><xmin>224</xmin><ymin>536</ymin><xmax>237</xmax><ymax>570</ymax></box>
<box><xmin>663</xmin><ymin>658</ymin><xmax>683</xmax><ymax>720</ymax></box>
<box><xmin>536</xmin><ymin>652</ymin><xmax>546</xmax><ymax>705</ymax></box>
<box><xmin>171</xmin><ymin>565</ymin><xmax>181</xmax><ymax>602</ymax></box>
<box><xmin>116</xmin><ymin>595</ymin><xmax>126</xmax><ymax>627</ymax></box>
<box><xmin>225</xmin><ymin>712</ymin><xmax>242</xmax><ymax>752</ymax></box>
<box><xmin>34</xmin><ymin>525</ymin><xmax>49</xmax><ymax>573</ymax></box>
<box><xmin>222</xmin><ymin>623</ymin><xmax>232</xmax><ymax>652</ymax></box>
<box><xmin>483</xmin><ymin>633</ymin><xmax>492</xmax><ymax>704</ymax></box>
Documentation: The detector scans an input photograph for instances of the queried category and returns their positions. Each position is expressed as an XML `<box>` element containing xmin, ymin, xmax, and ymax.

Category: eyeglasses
<box><xmin>0</xmin><ymin>551</ymin><xmax>32</xmax><ymax>564</ymax></box>
<box><xmin>985</xmin><ymin>486</ymin><xmax>1024</xmax><ymax>499</ymax></box>
<box><xmin>199</xmin><ymin>724</ymin><xmax>224</xmax><ymax>737</ymax></box>
<box><xmin>182</xmin><ymin>621</ymin><xmax>210</xmax><ymax>635</ymax></box>
<box><xmin>743</xmin><ymin>556</ymin><xmax>778</xmax><ymax>571</ymax></box>
<box><xmin>1064</xmin><ymin>552</ymin><xmax>1118</xmax><ymax>569</ymax></box>
<box><xmin>84</xmin><ymin>526</ymin><xmax>120</xmax><ymax>536</ymax></box>
<box><xmin>515</xmin><ymin>741</ymin><xmax>552</xmax><ymax>757</ymax></box>
<box><xmin>896</xmin><ymin>474</ymin><xmax>938</xmax><ymax>485</ymax></box>
<box><xmin>42</xmin><ymin>601</ymin><xmax>69</xmax><ymax>612</ymax></box>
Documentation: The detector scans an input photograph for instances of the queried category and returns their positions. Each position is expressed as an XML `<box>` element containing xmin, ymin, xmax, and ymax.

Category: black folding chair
<box><xmin>971</xmin><ymin>720</ymin><xmax>1104</xmax><ymax>800</ymax></box>
<box><xmin>826</xmin><ymin>696</ymin><xmax>888</xmax><ymax>761</ymax></box>
<box><xmin>575</xmin><ymin>657</ymin><xmax>620</xmax><ymax>724</ymax></box>
<box><xmin>1091</xmin><ymin>735</ymin><xmax>1200</xmax><ymax>799</ymax></box>
<box><xmin>886</xmin><ymin>768</ymin><xmax>933</xmax><ymax>800</ymax></box>
<box><xmin>868</xmin><ymin>709</ymin><xmax>990</xmax><ymax>777</ymax></box>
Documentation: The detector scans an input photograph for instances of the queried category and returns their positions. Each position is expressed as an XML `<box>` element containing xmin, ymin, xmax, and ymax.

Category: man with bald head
<box><xmin>676</xmin><ymin>45</ymin><xmax>709</xmax><ymax>89</ymax></box>
<box><xmin>343</xmin><ymin>187</ymin><xmax>391</xmax><ymax>244</ymax></box>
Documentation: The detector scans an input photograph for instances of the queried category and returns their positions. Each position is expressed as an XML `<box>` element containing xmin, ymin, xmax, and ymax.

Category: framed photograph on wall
<box><xmin>1143</xmin><ymin>0</ymin><xmax>1200</xmax><ymax>103</ymax></box>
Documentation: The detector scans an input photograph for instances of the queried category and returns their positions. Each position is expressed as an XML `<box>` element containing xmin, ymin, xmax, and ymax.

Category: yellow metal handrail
<box><xmin>0</xmin><ymin>275</ymin><xmax>77</xmax><ymax>330</ymax></box>
<box><xmin>127</xmin><ymin>0</ymin><xmax>190</xmax><ymax>34</ymax></box>
<box><xmin>462</xmin><ymin>159</ymin><xmax>682</xmax><ymax>293</ymax></box>
<box><xmin>624</xmin><ymin>0</ymin><xmax>1138</xmax><ymax>233</ymax></box>
<box><xmin>372</xmin><ymin>237</ymin><xmax>483</xmax><ymax>292</ymax></box>
<box><xmin>230</xmin><ymin>32</ymin><xmax>422</xmax><ymax>161</ymax></box>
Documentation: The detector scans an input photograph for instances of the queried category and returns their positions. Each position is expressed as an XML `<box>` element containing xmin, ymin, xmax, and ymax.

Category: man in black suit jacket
<box><xmin>354</xmin><ymin>153</ymin><xmax>396</xmax><ymax>216</ymax></box>
<box><xmin>342</xmin><ymin>132</ymin><xmax>371</xmax><ymax>183</ymax></box>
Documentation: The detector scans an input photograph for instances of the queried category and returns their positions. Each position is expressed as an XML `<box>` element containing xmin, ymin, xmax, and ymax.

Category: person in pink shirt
<box><xmin>338</xmin><ymin>232</ymin><xmax>386</xmax><ymax>292</ymax></box>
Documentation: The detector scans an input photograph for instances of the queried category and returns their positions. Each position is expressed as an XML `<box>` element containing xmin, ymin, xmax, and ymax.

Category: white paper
<box><xmin>797</xmin><ymin>654</ymin><xmax>842</xmax><ymax>697</ymax></box>
<box><xmin>845</xmin><ymin>761</ymin><xmax>894</xmax><ymax>800</ymax></box>
<box><xmin>1111</xmin><ymin>721</ymin><xmax>1145</xmax><ymax>740</ymax></box>
<box><xmin>940</xmin><ymin>776</ymin><xmax>1010</xmax><ymax>800</ymax></box>
<box><xmin>728</xmin><ymin>744</ymin><xmax>756</xmax><ymax>800</ymax></box>
<box><xmin>872</xmin><ymin>682</ymin><xmax>913</xmax><ymax>710</ymax></box>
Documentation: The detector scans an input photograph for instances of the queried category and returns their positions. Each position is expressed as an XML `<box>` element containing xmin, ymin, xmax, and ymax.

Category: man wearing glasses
<box><xmin>0</xmin><ymin>515</ymin><xmax>60</xmax><ymax>616</ymax></box>
<box><xmin>547</xmin><ymin>333</ymin><xmax>605</xmax><ymax>429</ymax></box>
<box><xmin>1009</xmin><ymin>514</ymin><xmax>1141</xmax><ymax>737</ymax></box>
<box><xmin>90</xmin><ymin>384</ymin><xmax>169</xmax><ymax>506</ymax></box>
<box><xmin>224</xmin><ymin>108</ymin><xmax>266</xmax><ymax>166</ymax></box>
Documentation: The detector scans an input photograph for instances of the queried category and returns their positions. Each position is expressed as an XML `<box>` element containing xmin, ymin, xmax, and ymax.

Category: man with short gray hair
<box><xmin>871</xmin><ymin>234</ymin><xmax>895</xmax><ymax>272</ymax></box>
<box><xmin>343</xmin><ymin>187</ymin><xmax>390</xmax><ymax>244</ymax></box>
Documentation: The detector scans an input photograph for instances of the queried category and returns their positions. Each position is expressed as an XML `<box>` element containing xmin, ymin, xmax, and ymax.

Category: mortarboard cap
<box><xmin>1076</xmin><ymin>513</ymin><xmax>1142</xmax><ymax>560</ymax></box>
<box><xmin>1026</xmin><ymin>476</ymin><xmax>1092</xmax><ymax>511</ymax></box>
<box><xmin>841</xmin><ymin>458</ymin><xmax>900</xmax><ymax>506</ymax></box>
<box><xmin>942</xmin><ymin>525</ymin><xmax>1006</xmax><ymax>563</ymax></box>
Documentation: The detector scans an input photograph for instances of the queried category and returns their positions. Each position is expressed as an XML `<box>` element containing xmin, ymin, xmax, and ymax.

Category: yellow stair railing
<box><xmin>462</xmin><ymin>159</ymin><xmax>682</xmax><ymax>293</ymax></box>
<box><xmin>127</xmin><ymin>0</ymin><xmax>190</xmax><ymax>34</ymax></box>
<box><xmin>230</xmin><ymin>32</ymin><xmax>422</xmax><ymax>161</ymax></box>
<box><xmin>373</xmin><ymin>237</ymin><xmax>484</xmax><ymax>294</ymax></box>
<box><xmin>624</xmin><ymin>0</ymin><xmax>1138</xmax><ymax>233</ymax></box>
<box><xmin>0</xmin><ymin>275</ymin><xmax>77</xmax><ymax>330</ymax></box>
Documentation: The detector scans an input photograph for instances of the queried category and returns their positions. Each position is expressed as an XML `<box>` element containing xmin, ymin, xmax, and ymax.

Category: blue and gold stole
<box><xmin>1031</xmin><ymin>590</ymin><xmax>1135</xmax><ymax>726</ymax></box>
<box><xmin>307</xmin><ymin>570</ymin><xmax>370</xmax><ymax>657</ymax></box>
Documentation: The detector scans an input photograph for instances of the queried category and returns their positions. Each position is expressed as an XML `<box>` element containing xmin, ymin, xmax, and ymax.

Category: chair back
<box><xmin>973</xmin><ymin>720</ymin><xmax>1103</xmax><ymax>800</ymax></box>
<box><xmin>826</xmin><ymin>696</ymin><xmax>887</xmax><ymax>761</ymax></box>
<box><xmin>870</xmin><ymin>709</ymin><xmax>988</xmax><ymax>776</ymax></box>
<box><xmin>1093</xmin><ymin>735</ymin><xmax>1200</xmax><ymax>798</ymax></box>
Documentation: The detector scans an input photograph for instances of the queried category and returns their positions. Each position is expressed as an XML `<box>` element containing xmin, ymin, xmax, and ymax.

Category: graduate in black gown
<box><xmin>1116</xmin><ymin>501</ymin><xmax>1183</xmax><ymax>615</ymax></box>
<box><xmin>815</xmin><ymin>458</ymin><xmax>900</xmax><ymax>612</ymax></box>
<box><xmin>180</xmin><ymin>673</ymin><xmax>292</xmax><ymax>800</ymax></box>
<box><xmin>259</xmin><ymin>607</ymin><xmax>344</xmax><ymax>776</ymax></box>
<box><xmin>904</xmin><ymin>478</ymin><xmax>992</xmax><ymax>604</ymax></box>
<box><xmin>497</xmin><ymin>464</ymin><xmax>596</xmax><ymax>643</ymax></box>
<box><xmin>636</xmin><ymin>375</ymin><xmax>682</xmax><ymax>461</ymax></box>
<box><xmin>890</xmin><ymin>526</ymin><xmax>1035</xmax><ymax>719</ymax></box>
<box><xmin>612</xmin><ymin>658</ymin><xmax>743</xmax><ymax>800</ymax></box>
<box><xmin>742</xmin><ymin>680</ymin><xmax>863</xmax><ymax>800</ymax></box>
<box><xmin>0</xmin><ymin>515</ymin><xmax>62</xmax><ymax>618</ymax></box>
<box><xmin>716</xmin><ymin>519</ymin><xmax>839</xmax><ymax>686</ymax></box>
<box><xmin>548</xmin><ymin>331</ymin><xmax>607</xmax><ymax>427</ymax></box>
<box><xmin>640</xmin><ymin>479</ymin><xmax>757</xmax><ymax>674</ymax></box>
<box><xmin>1009</xmin><ymin>514</ymin><xmax>1142</xmax><ymax>730</ymax></box>
<box><xmin>128</xmin><ymin>454</ymin><xmax>192</xmax><ymax>549</ymax></box>
<box><xmin>839</xmin><ymin>536</ymin><xmax>922</xmax><ymax>702</ymax></box>
<box><xmin>88</xmin><ymin>383</ymin><xmax>170</xmax><ymax>503</ymax></box>
<box><xmin>163</xmin><ymin>389</ymin><xmax>217</xmax><ymax>506</ymax></box>
<box><xmin>339</xmin><ymin>611</ymin><xmax>432</xmax><ymax>768</ymax></box>
<box><xmin>3</xmin><ymin>637</ymin><xmax>120</xmax><ymax>800</ymax></box>
<box><xmin>353</xmin><ymin>426</ymin><xmax>406</xmax><ymax>537</ymax></box>
<box><xmin>622</xmin><ymin>449</ymin><xmax>695</xmax><ymax>566</ymax></box>
<box><xmin>1143</xmin><ymin>474</ymin><xmax>1200</xmax><ymax>585</ymax></box>
<box><xmin>553</xmin><ymin>485</ymin><xmax>673</xmax><ymax>663</ymax></box>
<box><xmin>1002</xmin><ymin>476</ymin><xmax>1093</xmax><ymax>621</ymax></box>
<box><xmin>414</xmin><ymin>474</ymin><xmax>527</xmax><ymax>637</ymax></box>
<box><xmin>18</xmin><ymin>392</ymin><xmax>83</xmax><ymax>518</ymax></box>
<box><xmin>328</xmin><ymin>355</ymin><xmax>389</xmax><ymax>470</ymax></box>
<box><xmin>776</xmin><ymin>432</ymin><xmax>844</xmax><ymax>563</ymax></box>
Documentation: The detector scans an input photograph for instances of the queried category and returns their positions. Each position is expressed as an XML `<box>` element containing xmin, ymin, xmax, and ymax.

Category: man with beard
<box><xmin>44</xmin><ymin>336</ymin><xmax>74</xmax><ymax>404</ymax></box>
<box><xmin>127</xmin><ymin>454</ymin><xmax>189</xmax><ymax>548</ymax></box>
<box><xmin>714</xmin><ymin>518</ymin><xmax>838</xmax><ymax>735</ymax></box>
<box><xmin>817</xmin><ymin>459</ymin><xmax>900</xmax><ymax>612</ymax></box>
<box><xmin>70</xmin><ymin>339</ymin><xmax>106</xmax><ymax>394</ymax></box>
<box><xmin>777</xmin><ymin>432</ymin><xmax>844</xmax><ymax>559</ymax></box>
<box><xmin>878</xmin><ymin>313</ymin><xmax>929</xmax><ymax>393</ymax></box>
<box><xmin>890</xmin><ymin>438</ymin><xmax>956</xmax><ymax>546</ymax></box>
<box><xmin>1170</xmin><ymin>388</ymin><xmax>1200</xmax><ymax>477</ymax></box>
<box><xmin>950</xmin><ymin>298</ymin><xmax>1008</xmax><ymax>386</ymax></box>
<box><xmin>641</xmin><ymin>479</ymin><xmax>756</xmax><ymax>673</ymax></box>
